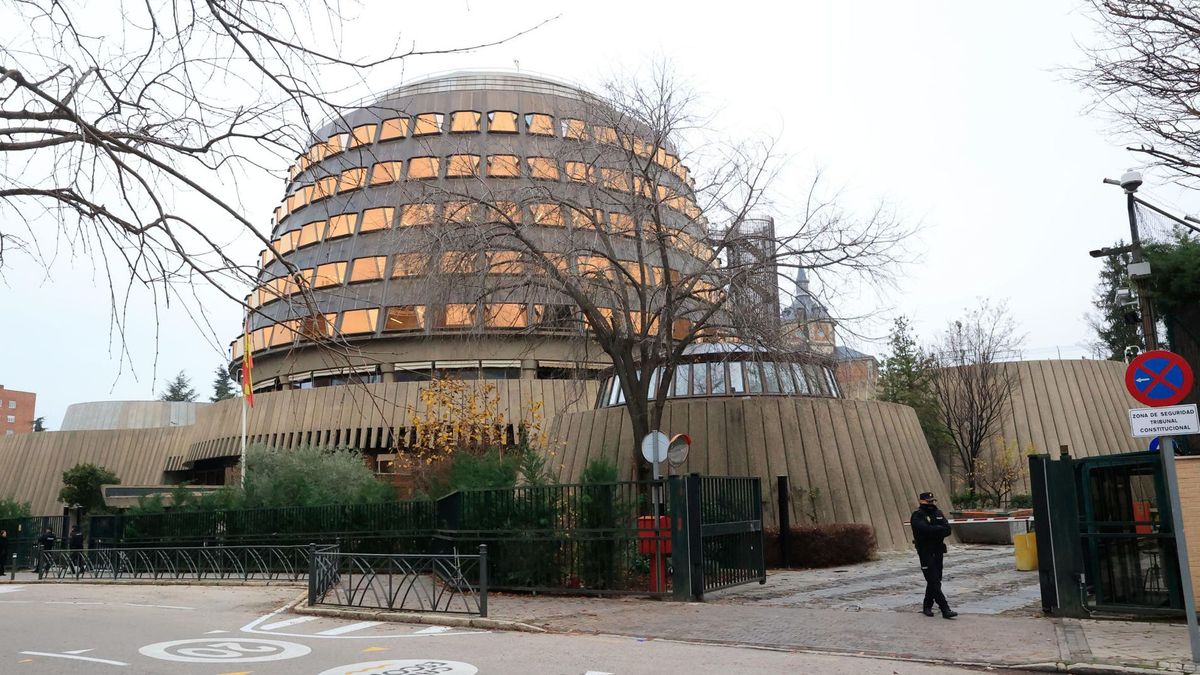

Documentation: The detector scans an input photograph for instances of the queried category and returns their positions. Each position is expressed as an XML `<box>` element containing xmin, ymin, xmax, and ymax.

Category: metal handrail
<box><xmin>308</xmin><ymin>546</ymin><xmax>487</xmax><ymax>617</ymax></box>
<box><xmin>36</xmin><ymin>544</ymin><xmax>335</xmax><ymax>582</ymax></box>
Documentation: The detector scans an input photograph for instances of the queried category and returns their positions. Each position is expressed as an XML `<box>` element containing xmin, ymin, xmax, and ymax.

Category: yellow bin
<box><xmin>1014</xmin><ymin>532</ymin><xmax>1038</xmax><ymax>571</ymax></box>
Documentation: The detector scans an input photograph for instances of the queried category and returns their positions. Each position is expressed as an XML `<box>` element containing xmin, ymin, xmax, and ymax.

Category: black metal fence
<box><xmin>0</xmin><ymin>514</ymin><xmax>70</xmax><ymax>569</ymax></box>
<box><xmin>37</xmin><ymin>544</ymin><xmax>329</xmax><ymax>581</ymax></box>
<box><xmin>309</xmin><ymin>545</ymin><xmax>487</xmax><ymax>617</ymax></box>
<box><xmin>27</xmin><ymin>474</ymin><xmax>764</xmax><ymax>600</ymax></box>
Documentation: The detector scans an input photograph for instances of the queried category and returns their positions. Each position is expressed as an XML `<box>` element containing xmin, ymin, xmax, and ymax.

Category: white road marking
<box><xmin>414</xmin><ymin>626</ymin><xmax>452</xmax><ymax>635</ymax></box>
<box><xmin>62</xmin><ymin>649</ymin><xmax>93</xmax><ymax>654</ymax></box>
<box><xmin>241</xmin><ymin>609</ymin><xmax>488</xmax><ymax>640</ymax></box>
<box><xmin>317</xmin><ymin>621</ymin><xmax>383</xmax><ymax>636</ymax></box>
<box><xmin>139</xmin><ymin>638</ymin><xmax>310</xmax><ymax>664</ymax></box>
<box><xmin>0</xmin><ymin>599</ymin><xmax>33</xmax><ymax>603</ymax></box>
<box><xmin>47</xmin><ymin>601</ymin><xmax>103</xmax><ymax>605</ymax></box>
<box><xmin>123</xmin><ymin>602</ymin><xmax>194</xmax><ymax>610</ymax></box>
<box><xmin>585</xmin><ymin>671</ymin><xmax>614</xmax><ymax>675</ymax></box>
<box><xmin>205</xmin><ymin>629</ymin><xmax>229</xmax><ymax>634</ymax></box>
<box><xmin>260</xmin><ymin>616</ymin><xmax>317</xmax><ymax>631</ymax></box>
<box><xmin>0</xmin><ymin>586</ymin><xmax>25</xmax><ymax>594</ymax></box>
<box><xmin>20</xmin><ymin>651</ymin><xmax>128</xmax><ymax>666</ymax></box>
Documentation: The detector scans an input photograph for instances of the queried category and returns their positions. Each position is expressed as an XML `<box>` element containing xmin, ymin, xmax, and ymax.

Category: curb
<box><xmin>291</xmin><ymin>602</ymin><xmax>547</xmax><ymax>633</ymax></box>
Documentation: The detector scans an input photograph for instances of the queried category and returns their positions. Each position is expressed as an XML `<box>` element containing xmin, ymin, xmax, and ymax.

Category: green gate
<box><xmin>670</xmin><ymin>474</ymin><xmax>766</xmax><ymax>600</ymax></box>
<box><xmin>1032</xmin><ymin>448</ymin><xmax>1183</xmax><ymax>617</ymax></box>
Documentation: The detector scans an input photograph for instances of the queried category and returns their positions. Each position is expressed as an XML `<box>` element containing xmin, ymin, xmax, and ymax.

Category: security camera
<box><xmin>1120</xmin><ymin>170</ymin><xmax>1143</xmax><ymax>193</ymax></box>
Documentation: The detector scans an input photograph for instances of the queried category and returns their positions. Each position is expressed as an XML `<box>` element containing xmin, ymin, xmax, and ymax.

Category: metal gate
<box><xmin>1032</xmin><ymin>448</ymin><xmax>1183</xmax><ymax>617</ymax></box>
<box><xmin>670</xmin><ymin>474</ymin><xmax>766</xmax><ymax>600</ymax></box>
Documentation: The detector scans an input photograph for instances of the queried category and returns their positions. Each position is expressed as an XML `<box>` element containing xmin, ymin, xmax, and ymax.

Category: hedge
<box><xmin>764</xmin><ymin>523</ymin><xmax>877</xmax><ymax>568</ymax></box>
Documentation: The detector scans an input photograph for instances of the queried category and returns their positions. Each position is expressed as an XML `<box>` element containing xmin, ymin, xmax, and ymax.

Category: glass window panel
<box><xmin>486</xmin><ymin>201</ymin><xmax>522</xmax><ymax>224</ymax></box>
<box><xmin>383</xmin><ymin>305</ymin><xmax>425</xmax><ymax>331</ymax></box>
<box><xmin>576</xmin><ymin>255</ymin><xmax>610</xmax><ymax>278</ymax></box>
<box><xmin>260</xmin><ymin>248</ymin><xmax>272</xmax><ymax>268</ymax></box>
<box><xmin>791</xmin><ymin>364</ymin><xmax>810</xmax><ymax>395</ymax></box>
<box><xmin>350</xmin><ymin>124</ymin><xmax>377</xmax><ymax>147</ymax></box>
<box><xmin>445</xmin><ymin>154</ymin><xmax>480</xmax><ymax>177</ymax></box>
<box><xmin>530</xmin><ymin>203</ymin><xmax>564</xmax><ymax>226</ymax></box>
<box><xmin>399</xmin><ymin>203</ymin><xmax>435</xmax><ymax>226</ymax></box>
<box><xmin>525</xmin><ymin>113</ymin><xmax>554</xmax><ymax>136</ymax></box>
<box><xmin>359</xmin><ymin>207</ymin><xmax>393</xmax><ymax>233</ymax></box>
<box><xmin>270</xmin><ymin>320</ymin><xmax>298</xmax><ymax>347</ymax></box>
<box><xmin>251</xmin><ymin>326</ymin><xmax>272</xmax><ymax>352</ymax></box>
<box><xmin>728</xmin><ymin>362</ymin><xmax>746</xmax><ymax>393</ymax></box>
<box><xmin>370</xmin><ymin>161</ymin><xmax>403</xmax><ymax>185</ymax></box>
<box><xmin>339</xmin><ymin>308</ymin><xmax>379</xmax><ymax>335</ymax></box>
<box><xmin>313</xmin><ymin>261</ymin><xmax>347</xmax><ymax>288</ymax></box>
<box><xmin>412</xmin><ymin>113</ymin><xmax>443</xmax><ymax>136</ymax></box>
<box><xmin>299</xmin><ymin>313</ymin><xmax>335</xmax><ymax>339</ymax></box>
<box><xmin>607</xmin><ymin>377</ymin><xmax>622</xmax><ymax>406</ymax></box>
<box><xmin>692</xmin><ymin>361</ymin><xmax>709</xmax><ymax>396</ymax></box>
<box><xmin>672</xmin><ymin>364</ymin><xmax>691</xmax><ymax>397</ymax></box>
<box><xmin>299</xmin><ymin>184</ymin><xmax>315</xmax><ymax>205</ymax></box>
<box><xmin>487</xmin><ymin>251</ymin><xmax>525</xmax><ymax>274</ymax></box>
<box><xmin>561</xmin><ymin>118</ymin><xmax>587</xmax><ymax>139</ymax></box>
<box><xmin>379</xmin><ymin>117</ymin><xmax>409</xmax><ymax>141</ymax></box>
<box><xmin>407</xmin><ymin>156</ymin><xmax>440</xmax><ymax>179</ymax></box>
<box><xmin>314</xmin><ymin>175</ymin><xmax>338</xmax><ymax>200</ymax></box>
<box><xmin>601</xmin><ymin>168</ymin><xmax>630</xmax><ymax>192</ymax></box>
<box><xmin>710</xmin><ymin>363</ymin><xmax>728</xmax><ymax>394</ymax></box>
<box><xmin>648</xmin><ymin>367</ymin><xmax>660</xmax><ymax>399</ymax></box>
<box><xmin>232</xmin><ymin>336</ymin><xmax>244</xmax><ymax>360</ymax></box>
<box><xmin>485</xmin><ymin>303</ymin><xmax>527</xmax><ymax>328</ymax></box>
<box><xmin>534</xmin><ymin>304</ymin><xmax>575</xmax><ymax>329</ymax></box>
<box><xmin>326</xmin><ymin>214</ymin><xmax>356</xmax><ymax>240</ymax></box>
<box><xmin>671</xmin><ymin>318</ymin><xmax>691</xmax><ymax>340</ymax></box>
<box><xmin>763</xmin><ymin>362</ymin><xmax>782</xmax><ymax>393</ymax></box>
<box><xmin>593</xmin><ymin>126</ymin><xmax>617</xmax><ymax>144</ymax></box>
<box><xmin>349</xmin><ymin>256</ymin><xmax>386</xmax><ymax>283</ymax></box>
<box><xmin>449</xmin><ymin>111</ymin><xmax>481</xmax><ymax>133</ymax></box>
<box><xmin>568</xmin><ymin>207</ymin><xmax>600</xmax><ymax>230</ymax></box>
<box><xmin>608</xmin><ymin>212</ymin><xmax>635</xmax><ymax>236</ymax></box>
<box><xmin>444</xmin><ymin>201</ymin><xmax>476</xmax><ymax>224</ymax></box>
<box><xmin>804</xmin><ymin>365</ymin><xmax>827</xmax><ymax>395</ymax></box>
<box><xmin>391</xmin><ymin>252</ymin><xmax>426</xmax><ymax>277</ymax></box>
<box><xmin>779</xmin><ymin>362</ymin><xmax>797</xmax><ymax>394</ymax></box>
<box><xmin>826</xmin><ymin>367</ymin><xmax>841</xmax><ymax>397</ymax></box>
<box><xmin>326</xmin><ymin>133</ymin><xmax>347</xmax><ymax>156</ymax></box>
<box><xmin>338</xmin><ymin>168</ymin><xmax>366</xmax><ymax>192</ymax></box>
<box><xmin>441</xmin><ymin>251</ymin><xmax>476</xmax><ymax>274</ymax></box>
<box><xmin>527</xmin><ymin>157</ymin><xmax>559</xmax><ymax>180</ymax></box>
<box><xmin>487</xmin><ymin>111</ymin><xmax>518</xmax><ymax>133</ymax></box>
<box><xmin>565</xmin><ymin>161</ymin><xmax>591</xmax><ymax>183</ymax></box>
<box><xmin>297</xmin><ymin>220</ymin><xmax>325</xmax><ymax>248</ymax></box>
<box><xmin>486</xmin><ymin>154</ymin><xmax>520</xmax><ymax>177</ymax></box>
<box><xmin>745</xmin><ymin>362</ymin><xmax>763</xmax><ymax>393</ymax></box>
<box><xmin>440</xmin><ymin>304</ymin><xmax>476</xmax><ymax>328</ymax></box>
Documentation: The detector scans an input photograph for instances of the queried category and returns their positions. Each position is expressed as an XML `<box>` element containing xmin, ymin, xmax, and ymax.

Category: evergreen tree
<box><xmin>1087</xmin><ymin>240</ymin><xmax>1143</xmax><ymax>360</ymax></box>
<box><xmin>159</xmin><ymin>370</ymin><xmax>197</xmax><ymax>402</ymax></box>
<box><xmin>59</xmin><ymin>463</ymin><xmax>120</xmax><ymax>515</ymax></box>
<box><xmin>210</xmin><ymin>365</ymin><xmax>236</xmax><ymax>402</ymax></box>
<box><xmin>32</xmin><ymin>417</ymin><xmax>46</xmax><ymax>432</ymax></box>
<box><xmin>876</xmin><ymin>317</ymin><xmax>952</xmax><ymax>469</ymax></box>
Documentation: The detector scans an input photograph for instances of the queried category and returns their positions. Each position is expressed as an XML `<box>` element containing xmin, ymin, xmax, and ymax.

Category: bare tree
<box><xmin>0</xmin><ymin>0</ymin><xmax>544</xmax><ymax>375</ymax></box>
<box><xmin>381</xmin><ymin>66</ymin><xmax>912</xmax><ymax>478</ymax></box>
<box><xmin>1079</xmin><ymin>1</ymin><xmax>1200</xmax><ymax>182</ymax></box>
<box><xmin>929</xmin><ymin>301</ymin><xmax>1024</xmax><ymax>494</ymax></box>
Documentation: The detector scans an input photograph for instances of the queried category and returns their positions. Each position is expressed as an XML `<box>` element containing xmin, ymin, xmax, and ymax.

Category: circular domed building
<box><xmin>232</xmin><ymin>71</ymin><xmax>709</xmax><ymax>394</ymax></box>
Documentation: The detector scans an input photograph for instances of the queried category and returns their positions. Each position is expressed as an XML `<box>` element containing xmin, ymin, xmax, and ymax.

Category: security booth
<box><xmin>1031</xmin><ymin>448</ymin><xmax>1184</xmax><ymax>618</ymax></box>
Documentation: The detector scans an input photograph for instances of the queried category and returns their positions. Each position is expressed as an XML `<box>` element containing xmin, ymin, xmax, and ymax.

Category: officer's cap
<box><xmin>918</xmin><ymin>491</ymin><xmax>936</xmax><ymax>501</ymax></box>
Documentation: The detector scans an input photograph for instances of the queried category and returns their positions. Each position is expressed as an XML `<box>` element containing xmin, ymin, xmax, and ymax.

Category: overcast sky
<box><xmin>2</xmin><ymin>1</ymin><xmax>1188</xmax><ymax>428</ymax></box>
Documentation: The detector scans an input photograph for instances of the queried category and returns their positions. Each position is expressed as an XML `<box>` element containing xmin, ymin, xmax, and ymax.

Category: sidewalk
<box><xmin>474</xmin><ymin>591</ymin><xmax>1197</xmax><ymax>674</ymax></box>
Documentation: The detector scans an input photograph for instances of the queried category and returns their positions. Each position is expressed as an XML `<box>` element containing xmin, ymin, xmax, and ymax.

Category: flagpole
<box><xmin>240</xmin><ymin>380</ymin><xmax>247</xmax><ymax>490</ymax></box>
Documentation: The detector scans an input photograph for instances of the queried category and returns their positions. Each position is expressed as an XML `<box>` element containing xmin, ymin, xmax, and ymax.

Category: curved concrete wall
<box><xmin>939</xmin><ymin>359</ymin><xmax>1146</xmax><ymax>494</ymax></box>
<box><xmin>60</xmin><ymin>401</ymin><xmax>204</xmax><ymax>431</ymax></box>
<box><xmin>547</xmin><ymin>396</ymin><xmax>949</xmax><ymax>552</ymax></box>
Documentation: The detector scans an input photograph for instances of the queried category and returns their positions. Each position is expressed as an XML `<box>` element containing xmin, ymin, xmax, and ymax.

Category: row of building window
<box><xmin>596</xmin><ymin>360</ymin><xmax>841</xmax><ymax>406</ymax></box>
<box><xmin>250</xmin><ymin>249</ymin><xmax>719</xmax><ymax>309</ymax></box>
<box><xmin>234</xmin><ymin>304</ymin><xmax>693</xmax><ymax>356</ymax></box>
<box><xmin>275</xmin><ymin>155</ymin><xmax>701</xmax><ymax>225</ymax></box>
<box><xmin>287</xmin><ymin>111</ymin><xmax>692</xmax><ymax>188</ymax></box>
<box><xmin>262</xmin><ymin>203</ymin><xmax>710</xmax><ymax>267</ymax></box>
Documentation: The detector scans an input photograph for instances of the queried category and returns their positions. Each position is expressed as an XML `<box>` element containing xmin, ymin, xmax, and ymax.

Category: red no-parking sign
<box><xmin>1125</xmin><ymin>350</ymin><xmax>1195</xmax><ymax>407</ymax></box>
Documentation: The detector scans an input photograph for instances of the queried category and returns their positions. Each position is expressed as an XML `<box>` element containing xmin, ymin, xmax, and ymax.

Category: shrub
<box><xmin>0</xmin><ymin>497</ymin><xmax>31</xmax><ymax>520</ymax></box>
<box><xmin>1009</xmin><ymin>493</ymin><xmax>1033</xmax><ymax>509</ymax></box>
<box><xmin>950</xmin><ymin>491</ymin><xmax>982</xmax><ymax>510</ymax></box>
<box><xmin>764</xmin><ymin>524</ymin><xmax>877</xmax><ymax>568</ymax></box>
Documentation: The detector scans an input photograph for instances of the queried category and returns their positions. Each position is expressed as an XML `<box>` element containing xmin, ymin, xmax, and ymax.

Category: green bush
<box><xmin>1009</xmin><ymin>493</ymin><xmax>1033</xmax><ymax>509</ymax></box>
<box><xmin>765</xmin><ymin>524</ymin><xmax>877</xmax><ymax>568</ymax></box>
<box><xmin>0</xmin><ymin>498</ymin><xmax>31</xmax><ymax>520</ymax></box>
<box><xmin>951</xmin><ymin>491</ymin><xmax>982</xmax><ymax>510</ymax></box>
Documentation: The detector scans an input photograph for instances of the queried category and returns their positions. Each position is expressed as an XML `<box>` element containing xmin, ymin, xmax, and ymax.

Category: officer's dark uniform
<box><xmin>910</xmin><ymin>491</ymin><xmax>957</xmax><ymax>618</ymax></box>
<box><xmin>35</xmin><ymin>529</ymin><xmax>56</xmax><ymax>573</ymax></box>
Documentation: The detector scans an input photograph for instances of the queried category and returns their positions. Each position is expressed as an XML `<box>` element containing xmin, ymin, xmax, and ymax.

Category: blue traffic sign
<box><xmin>1149</xmin><ymin>437</ymin><xmax>1161</xmax><ymax>453</ymax></box>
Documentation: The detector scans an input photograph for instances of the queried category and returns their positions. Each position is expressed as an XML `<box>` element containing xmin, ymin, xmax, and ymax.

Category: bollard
<box><xmin>307</xmin><ymin>543</ymin><xmax>317</xmax><ymax>606</ymax></box>
<box><xmin>9</xmin><ymin>552</ymin><xmax>14</xmax><ymax>581</ymax></box>
<box><xmin>478</xmin><ymin>544</ymin><xmax>488</xmax><ymax>618</ymax></box>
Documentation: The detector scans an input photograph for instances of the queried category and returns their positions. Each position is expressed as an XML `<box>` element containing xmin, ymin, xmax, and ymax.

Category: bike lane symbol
<box><xmin>139</xmin><ymin>638</ymin><xmax>311</xmax><ymax>663</ymax></box>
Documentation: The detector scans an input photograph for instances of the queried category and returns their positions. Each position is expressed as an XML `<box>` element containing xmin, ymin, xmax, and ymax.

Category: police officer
<box><xmin>911</xmin><ymin>491</ymin><xmax>957</xmax><ymax>619</ymax></box>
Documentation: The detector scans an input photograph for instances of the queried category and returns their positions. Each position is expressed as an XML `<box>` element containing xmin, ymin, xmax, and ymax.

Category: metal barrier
<box><xmin>308</xmin><ymin>545</ymin><xmax>487</xmax><ymax>617</ymax></box>
<box><xmin>37</xmin><ymin>544</ymin><xmax>330</xmax><ymax>581</ymax></box>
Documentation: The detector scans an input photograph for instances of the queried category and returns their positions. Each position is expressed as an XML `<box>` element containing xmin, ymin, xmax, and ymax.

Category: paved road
<box><xmin>0</xmin><ymin>584</ymin><xmax>1021</xmax><ymax>674</ymax></box>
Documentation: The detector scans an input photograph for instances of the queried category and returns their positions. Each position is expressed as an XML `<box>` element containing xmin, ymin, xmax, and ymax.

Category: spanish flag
<box><xmin>242</xmin><ymin>322</ymin><xmax>255</xmax><ymax>408</ymax></box>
